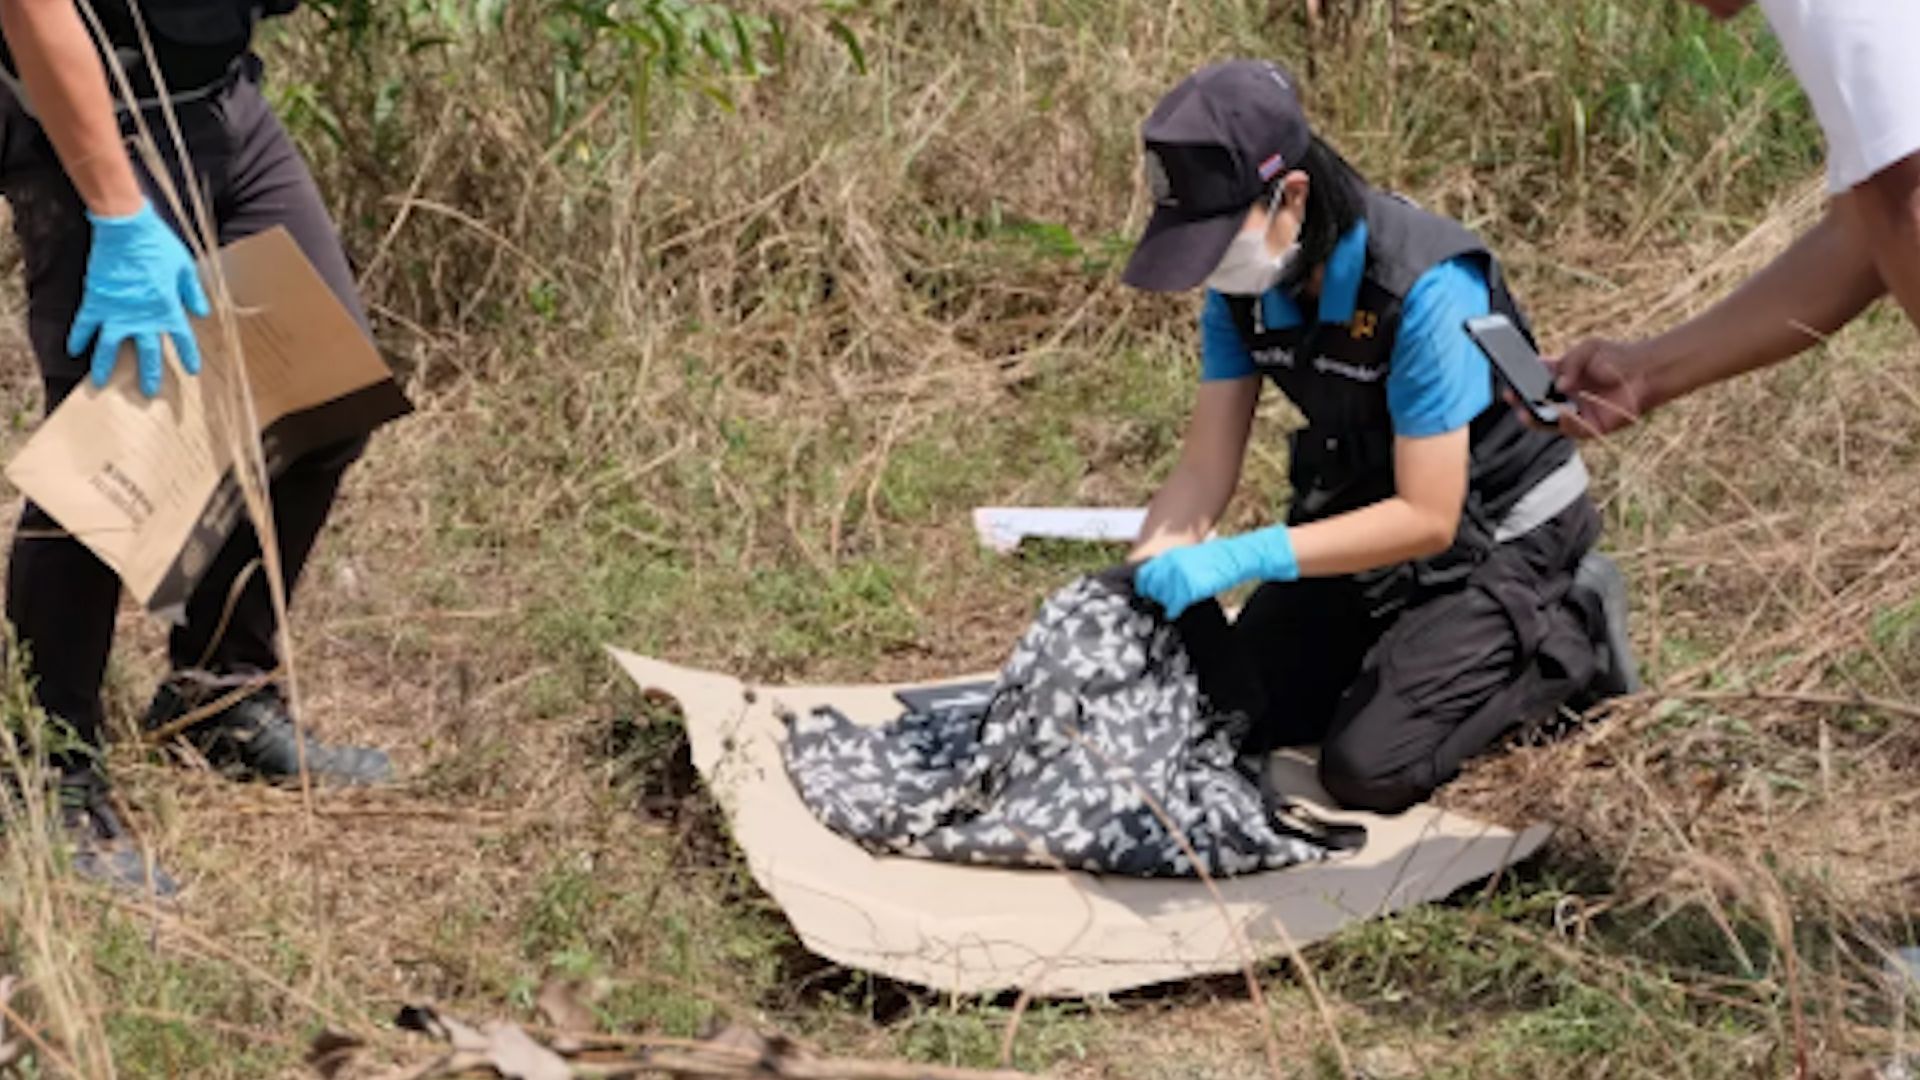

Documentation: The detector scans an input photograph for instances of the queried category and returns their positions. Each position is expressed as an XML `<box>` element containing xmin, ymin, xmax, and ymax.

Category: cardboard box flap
<box><xmin>5</xmin><ymin>227</ymin><xmax>410</xmax><ymax>614</ymax></box>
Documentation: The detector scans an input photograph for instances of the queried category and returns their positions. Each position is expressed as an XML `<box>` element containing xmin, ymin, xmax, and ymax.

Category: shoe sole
<box><xmin>161</xmin><ymin>740</ymin><xmax>392</xmax><ymax>788</ymax></box>
<box><xmin>1577</xmin><ymin>551</ymin><xmax>1642</xmax><ymax>695</ymax></box>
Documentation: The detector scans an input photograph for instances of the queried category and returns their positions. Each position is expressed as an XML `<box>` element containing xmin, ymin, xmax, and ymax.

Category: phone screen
<box><xmin>1466</xmin><ymin>315</ymin><xmax>1567</xmax><ymax>418</ymax></box>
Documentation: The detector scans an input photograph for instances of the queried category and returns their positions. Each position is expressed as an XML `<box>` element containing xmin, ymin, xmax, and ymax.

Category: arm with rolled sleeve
<box><xmin>1765</xmin><ymin>0</ymin><xmax>1920</xmax><ymax>334</ymax></box>
<box><xmin>0</xmin><ymin>0</ymin><xmax>209</xmax><ymax>397</ymax></box>
<box><xmin>0</xmin><ymin>0</ymin><xmax>141</xmax><ymax>215</ymax></box>
<box><xmin>1262</xmin><ymin>257</ymin><xmax>1487</xmax><ymax>575</ymax></box>
<box><xmin>1545</xmin><ymin>0</ymin><xmax>1920</xmax><ymax>438</ymax></box>
<box><xmin>1130</xmin><ymin>291</ymin><xmax>1262</xmax><ymax>569</ymax></box>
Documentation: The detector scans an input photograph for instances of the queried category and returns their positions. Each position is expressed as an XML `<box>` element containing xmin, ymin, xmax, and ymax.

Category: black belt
<box><xmin>1</xmin><ymin>48</ymin><xmax>247</xmax><ymax>123</ymax></box>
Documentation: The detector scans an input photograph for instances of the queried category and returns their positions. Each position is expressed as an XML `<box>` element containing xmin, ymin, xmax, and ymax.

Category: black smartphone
<box><xmin>1465</xmin><ymin>314</ymin><xmax>1573</xmax><ymax>426</ymax></box>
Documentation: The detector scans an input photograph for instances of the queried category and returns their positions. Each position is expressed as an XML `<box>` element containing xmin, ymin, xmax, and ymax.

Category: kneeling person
<box><xmin>1123</xmin><ymin>61</ymin><xmax>1636</xmax><ymax>814</ymax></box>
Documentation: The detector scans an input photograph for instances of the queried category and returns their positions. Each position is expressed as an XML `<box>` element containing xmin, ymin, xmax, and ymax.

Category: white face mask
<box><xmin>1205</xmin><ymin>230</ymin><xmax>1299</xmax><ymax>296</ymax></box>
<box><xmin>1205</xmin><ymin>185</ymin><xmax>1300</xmax><ymax>296</ymax></box>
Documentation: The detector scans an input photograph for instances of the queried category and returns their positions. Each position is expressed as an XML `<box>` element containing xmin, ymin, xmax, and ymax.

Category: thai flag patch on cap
<box><xmin>1257</xmin><ymin>153</ymin><xmax>1285</xmax><ymax>181</ymax></box>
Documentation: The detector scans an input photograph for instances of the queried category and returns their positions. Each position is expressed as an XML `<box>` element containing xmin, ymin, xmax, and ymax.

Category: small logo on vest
<box><xmin>1351</xmin><ymin>311</ymin><xmax>1379</xmax><ymax>339</ymax></box>
<box><xmin>1312</xmin><ymin>356</ymin><xmax>1386</xmax><ymax>383</ymax></box>
<box><xmin>1251</xmin><ymin>346</ymin><xmax>1296</xmax><ymax>369</ymax></box>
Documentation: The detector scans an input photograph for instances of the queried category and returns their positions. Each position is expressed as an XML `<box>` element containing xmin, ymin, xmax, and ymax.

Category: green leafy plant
<box><xmin>287</xmin><ymin>0</ymin><xmax>864</xmax><ymax>157</ymax></box>
<box><xmin>548</xmin><ymin>0</ymin><xmax>780</xmax><ymax>147</ymax></box>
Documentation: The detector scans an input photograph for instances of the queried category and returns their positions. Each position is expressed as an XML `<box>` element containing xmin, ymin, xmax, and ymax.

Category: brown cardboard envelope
<box><xmin>609</xmin><ymin>647</ymin><xmax>1552</xmax><ymax>997</ymax></box>
<box><xmin>5</xmin><ymin>227</ymin><xmax>410</xmax><ymax>618</ymax></box>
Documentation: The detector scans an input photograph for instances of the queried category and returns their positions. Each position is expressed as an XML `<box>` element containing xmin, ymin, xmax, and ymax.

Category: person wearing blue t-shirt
<box><xmin>1120</xmin><ymin>61</ymin><xmax>1640</xmax><ymax>813</ymax></box>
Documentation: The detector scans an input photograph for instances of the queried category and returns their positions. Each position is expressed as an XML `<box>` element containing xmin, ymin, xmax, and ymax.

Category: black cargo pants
<box><xmin>1230</xmin><ymin>497</ymin><xmax>1602</xmax><ymax>814</ymax></box>
<box><xmin>1</xmin><ymin>59</ymin><xmax>368</xmax><ymax>754</ymax></box>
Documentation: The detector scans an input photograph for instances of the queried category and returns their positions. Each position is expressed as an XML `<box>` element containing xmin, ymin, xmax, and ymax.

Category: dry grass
<box><xmin>0</xmin><ymin>1</ymin><xmax>1915</xmax><ymax>1077</ymax></box>
<box><xmin>1445</xmin><ymin>177</ymin><xmax>1920</xmax><ymax>1076</ymax></box>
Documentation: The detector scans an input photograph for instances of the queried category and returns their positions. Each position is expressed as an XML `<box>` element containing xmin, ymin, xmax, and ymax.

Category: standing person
<box><xmin>1122</xmin><ymin>60</ymin><xmax>1638</xmax><ymax>814</ymax></box>
<box><xmin>1549</xmin><ymin>0</ymin><xmax>1920</xmax><ymax>435</ymax></box>
<box><xmin>0</xmin><ymin>0</ymin><xmax>391</xmax><ymax>896</ymax></box>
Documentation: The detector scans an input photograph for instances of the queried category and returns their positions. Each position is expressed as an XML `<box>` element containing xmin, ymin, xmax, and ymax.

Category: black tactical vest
<box><xmin>1224</xmin><ymin>190</ymin><xmax>1574</xmax><ymax>599</ymax></box>
<box><xmin>93</xmin><ymin>0</ymin><xmax>292</xmax><ymax>50</ymax></box>
<box><xmin>1</xmin><ymin>1</ymin><xmax>293</xmax><ymax>101</ymax></box>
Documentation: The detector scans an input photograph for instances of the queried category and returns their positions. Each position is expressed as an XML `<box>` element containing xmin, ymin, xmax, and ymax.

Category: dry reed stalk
<box><xmin>0</xmin><ymin>697</ymin><xmax>116</xmax><ymax>1076</ymax></box>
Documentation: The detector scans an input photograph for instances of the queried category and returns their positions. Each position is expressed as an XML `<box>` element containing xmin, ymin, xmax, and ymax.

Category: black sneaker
<box><xmin>56</xmin><ymin>767</ymin><xmax>180</xmax><ymax>898</ymax></box>
<box><xmin>144</xmin><ymin>677</ymin><xmax>393</xmax><ymax>787</ymax></box>
<box><xmin>1568</xmin><ymin>551</ymin><xmax>1643</xmax><ymax>710</ymax></box>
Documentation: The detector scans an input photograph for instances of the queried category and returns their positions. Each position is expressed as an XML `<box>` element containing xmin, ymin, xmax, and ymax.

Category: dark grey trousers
<box><xmin>1228</xmin><ymin>497</ymin><xmax>1602</xmax><ymax>814</ymax></box>
<box><xmin>0</xmin><ymin>60</ymin><xmax>367</xmax><ymax>754</ymax></box>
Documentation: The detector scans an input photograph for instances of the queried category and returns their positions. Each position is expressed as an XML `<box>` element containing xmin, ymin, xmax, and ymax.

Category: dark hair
<box><xmin>1275</xmin><ymin>135</ymin><xmax>1370</xmax><ymax>287</ymax></box>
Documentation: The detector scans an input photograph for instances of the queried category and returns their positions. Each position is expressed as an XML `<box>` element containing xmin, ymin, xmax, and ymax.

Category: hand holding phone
<box><xmin>1465</xmin><ymin>314</ymin><xmax>1575</xmax><ymax>427</ymax></box>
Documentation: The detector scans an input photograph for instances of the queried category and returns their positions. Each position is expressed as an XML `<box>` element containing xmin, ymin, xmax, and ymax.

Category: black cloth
<box><xmin>1222</xmin><ymin>191</ymin><xmax>1573</xmax><ymax>593</ymax></box>
<box><xmin>0</xmin><ymin>63</ymin><xmax>366</xmax><ymax>755</ymax></box>
<box><xmin>784</xmin><ymin>570</ymin><xmax>1342</xmax><ymax>878</ymax></box>
<box><xmin>1228</xmin><ymin>497</ymin><xmax>1603</xmax><ymax>814</ymax></box>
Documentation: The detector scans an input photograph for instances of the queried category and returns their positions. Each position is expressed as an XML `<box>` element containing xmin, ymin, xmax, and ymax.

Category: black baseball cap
<box><xmin>1123</xmin><ymin>60</ymin><xmax>1313</xmax><ymax>293</ymax></box>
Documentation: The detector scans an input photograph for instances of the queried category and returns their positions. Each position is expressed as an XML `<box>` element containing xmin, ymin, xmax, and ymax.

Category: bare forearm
<box><xmin>1130</xmin><ymin>431</ymin><xmax>1466</xmax><ymax>617</ymax></box>
<box><xmin>1870</xmin><ymin>219</ymin><xmax>1920</xmax><ymax>332</ymax></box>
<box><xmin>1846</xmin><ymin>153</ymin><xmax>1920</xmax><ymax>335</ymax></box>
<box><xmin>1131</xmin><ymin>378</ymin><xmax>1258</xmax><ymax>562</ymax></box>
<box><xmin>1131</xmin><ymin>461</ymin><xmax>1235</xmax><ymax>562</ymax></box>
<box><xmin>1287</xmin><ymin>497</ymin><xmax>1454</xmax><ymax>578</ymax></box>
<box><xmin>1636</xmin><ymin>208</ymin><xmax>1882</xmax><ymax>408</ymax></box>
<box><xmin>0</xmin><ymin>0</ymin><xmax>140</xmax><ymax>215</ymax></box>
<box><xmin>1288</xmin><ymin>430</ymin><xmax>1465</xmax><ymax>577</ymax></box>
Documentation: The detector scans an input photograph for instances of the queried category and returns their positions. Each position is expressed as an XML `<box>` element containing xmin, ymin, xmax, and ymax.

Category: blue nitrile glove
<box><xmin>1136</xmin><ymin>524</ymin><xmax>1300</xmax><ymax>619</ymax></box>
<box><xmin>68</xmin><ymin>199</ymin><xmax>210</xmax><ymax>399</ymax></box>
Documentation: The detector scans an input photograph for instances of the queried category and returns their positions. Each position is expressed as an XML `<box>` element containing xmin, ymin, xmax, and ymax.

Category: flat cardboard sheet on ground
<box><xmin>609</xmin><ymin>648</ymin><xmax>1551</xmax><ymax>997</ymax></box>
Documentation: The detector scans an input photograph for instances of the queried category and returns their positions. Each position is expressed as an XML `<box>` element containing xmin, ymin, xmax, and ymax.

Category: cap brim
<box><xmin>1122</xmin><ymin>206</ymin><xmax>1245</xmax><ymax>293</ymax></box>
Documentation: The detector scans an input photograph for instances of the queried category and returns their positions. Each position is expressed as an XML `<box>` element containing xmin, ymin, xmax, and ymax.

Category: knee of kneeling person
<box><xmin>1317</xmin><ymin>739</ymin><xmax>1429</xmax><ymax>815</ymax></box>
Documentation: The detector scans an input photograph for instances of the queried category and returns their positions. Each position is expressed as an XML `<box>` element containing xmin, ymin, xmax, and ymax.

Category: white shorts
<box><xmin>1760</xmin><ymin>0</ymin><xmax>1920</xmax><ymax>193</ymax></box>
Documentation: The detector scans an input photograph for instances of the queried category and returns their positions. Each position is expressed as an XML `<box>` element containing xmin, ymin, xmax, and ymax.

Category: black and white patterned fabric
<box><xmin>783</xmin><ymin>571</ymin><xmax>1336</xmax><ymax>877</ymax></box>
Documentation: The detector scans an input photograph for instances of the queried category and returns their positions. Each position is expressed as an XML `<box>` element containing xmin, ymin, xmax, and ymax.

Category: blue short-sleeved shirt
<box><xmin>1197</xmin><ymin>221</ymin><xmax>1495</xmax><ymax>438</ymax></box>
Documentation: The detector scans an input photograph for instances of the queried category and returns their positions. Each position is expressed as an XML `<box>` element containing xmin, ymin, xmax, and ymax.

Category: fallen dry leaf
<box><xmin>384</xmin><ymin>1002</ymin><xmax>1029</xmax><ymax>1079</ymax></box>
<box><xmin>476</xmin><ymin>1021</ymin><xmax>570</xmax><ymax>1080</ymax></box>
<box><xmin>535</xmin><ymin>978</ymin><xmax>598</xmax><ymax>1047</ymax></box>
<box><xmin>393</xmin><ymin>1004</ymin><xmax>571</xmax><ymax>1080</ymax></box>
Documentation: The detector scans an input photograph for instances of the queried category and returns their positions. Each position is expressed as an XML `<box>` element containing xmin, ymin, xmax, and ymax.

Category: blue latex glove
<box><xmin>68</xmin><ymin>199</ymin><xmax>210</xmax><ymax>399</ymax></box>
<box><xmin>1136</xmin><ymin>524</ymin><xmax>1301</xmax><ymax>619</ymax></box>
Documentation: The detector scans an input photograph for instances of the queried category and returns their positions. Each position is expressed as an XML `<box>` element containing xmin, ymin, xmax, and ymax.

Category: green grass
<box><xmin>1315</xmin><ymin>879</ymin><xmax>1788</xmax><ymax>1078</ymax></box>
<box><xmin>90</xmin><ymin>917</ymin><xmax>299</xmax><ymax>1077</ymax></box>
<box><xmin>892</xmin><ymin>1001</ymin><xmax>1103</xmax><ymax>1073</ymax></box>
